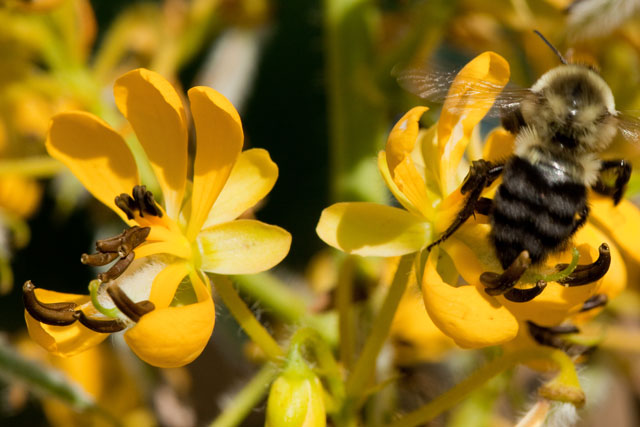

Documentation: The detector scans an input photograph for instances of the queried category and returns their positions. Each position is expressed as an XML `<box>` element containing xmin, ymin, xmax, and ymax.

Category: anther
<box><xmin>106</xmin><ymin>284</ymin><xmax>155</xmax><ymax>322</ymax></box>
<box><xmin>557</xmin><ymin>243</ymin><xmax>610</xmax><ymax>287</ymax></box>
<box><xmin>142</xmin><ymin>189</ymin><xmax>162</xmax><ymax>217</ymax></box>
<box><xmin>115</xmin><ymin>193</ymin><xmax>136</xmax><ymax>220</ymax></box>
<box><xmin>503</xmin><ymin>280</ymin><xmax>547</xmax><ymax>302</ymax></box>
<box><xmin>96</xmin><ymin>229</ymin><xmax>128</xmax><ymax>253</ymax></box>
<box><xmin>115</xmin><ymin>186</ymin><xmax>162</xmax><ymax>219</ymax></box>
<box><xmin>98</xmin><ymin>251</ymin><xmax>135</xmax><ymax>283</ymax></box>
<box><xmin>133</xmin><ymin>185</ymin><xmax>147</xmax><ymax>218</ymax></box>
<box><xmin>81</xmin><ymin>252</ymin><xmax>118</xmax><ymax>266</ymax></box>
<box><xmin>527</xmin><ymin>321</ymin><xmax>592</xmax><ymax>356</ymax></box>
<box><xmin>580</xmin><ymin>294</ymin><xmax>608</xmax><ymax>312</ymax></box>
<box><xmin>23</xmin><ymin>281</ymin><xmax>77</xmax><ymax>326</ymax></box>
<box><xmin>74</xmin><ymin>311</ymin><xmax>126</xmax><ymax>333</ymax></box>
<box><xmin>117</xmin><ymin>226</ymin><xmax>150</xmax><ymax>258</ymax></box>
<box><xmin>481</xmin><ymin>251</ymin><xmax>531</xmax><ymax>296</ymax></box>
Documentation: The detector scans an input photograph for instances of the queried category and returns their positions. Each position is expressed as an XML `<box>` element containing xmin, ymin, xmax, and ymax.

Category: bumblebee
<box><xmin>398</xmin><ymin>32</ymin><xmax>636</xmax><ymax>305</ymax></box>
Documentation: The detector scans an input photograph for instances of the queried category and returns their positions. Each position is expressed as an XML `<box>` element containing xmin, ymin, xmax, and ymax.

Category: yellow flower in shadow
<box><xmin>25</xmin><ymin>68</ymin><xmax>291</xmax><ymax>368</ymax></box>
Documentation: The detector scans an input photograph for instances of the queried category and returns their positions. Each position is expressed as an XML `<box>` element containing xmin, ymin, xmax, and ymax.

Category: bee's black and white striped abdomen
<box><xmin>490</xmin><ymin>156</ymin><xmax>587</xmax><ymax>269</ymax></box>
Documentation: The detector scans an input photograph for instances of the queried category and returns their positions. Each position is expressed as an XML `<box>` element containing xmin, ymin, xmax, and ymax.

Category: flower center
<box><xmin>115</xmin><ymin>185</ymin><xmax>163</xmax><ymax>220</ymax></box>
<box><xmin>22</xmin><ymin>186</ymin><xmax>168</xmax><ymax>333</ymax></box>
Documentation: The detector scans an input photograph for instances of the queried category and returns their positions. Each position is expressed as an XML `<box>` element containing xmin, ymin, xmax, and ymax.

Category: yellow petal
<box><xmin>437</xmin><ymin>52</ymin><xmax>510</xmax><ymax>195</ymax></box>
<box><xmin>46</xmin><ymin>112</ymin><xmax>139</xmax><ymax>220</ymax></box>
<box><xmin>384</xmin><ymin>107</ymin><xmax>433</xmax><ymax>217</ymax></box>
<box><xmin>377</xmin><ymin>152</ymin><xmax>423</xmax><ymax>217</ymax></box>
<box><xmin>204</xmin><ymin>148</ymin><xmax>278</xmax><ymax>228</ymax></box>
<box><xmin>186</xmin><ymin>87</ymin><xmax>243</xmax><ymax>240</ymax></box>
<box><xmin>316</xmin><ymin>202</ymin><xmax>431</xmax><ymax>256</ymax></box>
<box><xmin>482</xmin><ymin>127</ymin><xmax>515</xmax><ymax>162</ymax></box>
<box><xmin>385</xmin><ymin>106</ymin><xmax>428</xmax><ymax>172</ymax></box>
<box><xmin>148</xmin><ymin>262</ymin><xmax>189</xmax><ymax>309</ymax></box>
<box><xmin>114</xmin><ymin>69</ymin><xmax>188</xmax><ymax>219</ymax></box>
<box><xmin>590</xmin><ymin>196</ymin><xmax>640</xmax><ymax>269</ymax></box>
<box><xmin>422</xmin><ymin>247</ymin><xmax>520</xmax><ymax>348</ymax></box>
<box><xmin>124</xmin><ymin>295</ymin><xmax>214</xmax><ymax>368</ymax></box>
<box><xmin>24</xmin><ymin>289</ymin><xmax>108</xmax><ymax>357</ymax></box>
<box><xmin>198</xmin><ymin>219</ymin><xmax>291</xmax><ymax>274</ymax></box>
<box><xmin>391</xmin><ymin>284</ymin><xmax>455</xmax><ymax>365</ymax></box>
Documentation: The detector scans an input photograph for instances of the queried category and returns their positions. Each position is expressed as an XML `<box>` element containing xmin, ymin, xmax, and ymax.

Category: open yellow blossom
<box><xmin>24</xmin><ymin>68</ymin><xmax>291</xmax><ymax>368</ymax></box>
<box><xmin>317</xmin><ymin>51</ymin><xmax>636</xmax><ymax>352</ymax></box>
<box><xmin>317</xmin><ymin>52</ymin><xmax>509</xmax><ymax>257</ymax></box>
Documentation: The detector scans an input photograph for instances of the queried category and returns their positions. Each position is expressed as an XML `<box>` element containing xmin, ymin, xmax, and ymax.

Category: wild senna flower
<box><xmin>317</xmin><ymin>51</ymin><xmax>635</xmax><ymax>353</ymax></box>
<box><xmin>24</xmin><ymin>69</ymin><xmax>291</xmax><ymax>368</ymax></box>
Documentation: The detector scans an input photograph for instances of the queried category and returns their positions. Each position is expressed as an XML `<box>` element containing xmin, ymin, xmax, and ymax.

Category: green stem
<box><xmin>0</xmin><ymin>337</ymin><xmax>100</xmax><ymax>412</ymax></box>
<box><xmin>324</xmin><ymin>0</ymin><xmax>387</xmax><ymax>203</ymax></box>
<box><xmin>212</xmin><ymin>275</ymin><xmax>284</xmax><ymax>362</ymax></box>
<box><xmin>336</xmin><ymin>256</ymin><xmax>355</xmax><ymax>369</ymax></box>
<box><xmin>389</xmin><ymin>348</ymin><xmax>574</xmax><ymax>427</ymax></box>
<box><xmin>209</xmin><ymin>364</ymin><xmax>279</xmax><ymax>427</ymax></box>
<box><xmin>0</xmin><ymin>157</ymin><xmax>63</xmax><ymax>177</ymax></box>
<box><xmin>233</xmin><ymin>273</ymin><xmax>308</xmax><ymax>323</ymax></box>
<box><xmin>344</xmin><ymin>254</ymin><xmax>415</xmax><ymax>404</ymax></box>
<box><xmin>290</xmin><ymin>328</ymin><xmax>345</xmax><ymax>403</ymax></box>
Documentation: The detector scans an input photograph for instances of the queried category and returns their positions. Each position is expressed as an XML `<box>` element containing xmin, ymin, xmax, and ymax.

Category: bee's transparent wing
<box><xmin>617</xmin><ymin>112</ymin><xmax>640</xmax><ymax>143</ymax></box>
<box><xmin>395</xmin><ymin>66</ymin><xmax>530</xmax><ymax>118</ymax></box>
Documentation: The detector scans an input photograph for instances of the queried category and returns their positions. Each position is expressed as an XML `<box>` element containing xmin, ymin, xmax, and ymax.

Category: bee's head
<box><xmin>520</xmin><ymin>65</ymin><xmax>618</xmax><ymax>153</ymax></box>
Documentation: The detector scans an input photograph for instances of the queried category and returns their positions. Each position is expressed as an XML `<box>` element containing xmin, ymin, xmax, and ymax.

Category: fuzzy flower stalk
<box><xmin>23</xmin><ymin>69</ymin><xmax>291</xmax><ymax>368</ymax></box>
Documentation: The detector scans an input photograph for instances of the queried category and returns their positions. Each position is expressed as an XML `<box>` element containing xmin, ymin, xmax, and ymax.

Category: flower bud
<box><xmin>266</xmin><ymin>364</ymin><xmax>326</xmax><ymax>427</ymax></box>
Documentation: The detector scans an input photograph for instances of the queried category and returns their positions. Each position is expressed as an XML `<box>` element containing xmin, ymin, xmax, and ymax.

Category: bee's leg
<box><xmin>556</xmin><ymin>243</ymin><xmax>611</xmax><ymax>286</ymax></box>
<box><xmin>474</xmin><ymin>197</ymin><xmax>493</xmax><ymax>216</ymax></box>
<box><xmin>570</xmin><ymin>205</ymin><xmax>589</xmax><ymax>234</ymax></box>
<box><xmin>426</xmin><ymin>160</ymin><xmax>503</xmax><ymax>251</ymax></box>
<box><xmin>592</xmin><ymin>159</ymin><xmax>631</xmax><ymax>205</ymax></box>
<box><xmin>580</xmin><ymin>294</ymin><xmax>608</xmax><ymax>312</ymax></box>
<box><xmin>480</xmin><ymin>250</ymin><xmax>530</xmax><ymax>296</ymax></box>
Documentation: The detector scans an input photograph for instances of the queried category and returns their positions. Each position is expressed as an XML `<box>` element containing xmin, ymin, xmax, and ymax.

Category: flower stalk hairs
<box><xmin>23</xmin><ymin>68</ymin><xmax>291</xmax><ymax>368</ymax></box>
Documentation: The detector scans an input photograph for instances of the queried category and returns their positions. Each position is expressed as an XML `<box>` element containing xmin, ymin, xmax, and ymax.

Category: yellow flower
<box><xmin>317</xmin><ymin>51</ymin><xmax>636</xmax><ymax>351</ymax></box>
<box><xmin>317</xmin><ymin>51</ymin><xmax>508</xmax><ymax>258</ymax></box>
<box><xmin>25</xmin><ymin>68</ymin><xmax>291</xmax><ymax>368</ymax></box>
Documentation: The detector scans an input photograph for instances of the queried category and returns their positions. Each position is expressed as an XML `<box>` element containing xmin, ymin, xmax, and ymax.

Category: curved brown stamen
<box><xmin>117</xmin><ymin>227</ymin><xmax>150</xmax><ymax>258</ymax></box>
<box><xmin>106</xmin><ymin>284</ymin><xmax>155</xmax><ymax>322</ymax></box>
<box><xmin>98</xmin><ymin>251</ymin><xmax>135</xmax><ymax>283</ymax></box>
<box><xmin>135</xmin><ymin>300</ymin><xmax>156</xmax><ymax>314</ymax></box>
<box><xmin>133</xmin><ymin>185</ymin><xmax>147</xmax><ymax>218</ymax></box>
<box><xmin>580</xmin><ymin>294</ymin><xmax>608</xmax><ymax>312</ymax></box>
<box><xmin>81</xmin><ymin>252</ymin><xmax>118</xmax><ymax>266</ymax></box>
<box><xmin>23</xmin><ymin>281</ymin><xmax>77</xmax><ymax>326</ymax></box>
<box><xmin>74</xmin><ymin>311</ymin><xmax>126</xmax><ymax>333</ymax></box>
<box><xmin>142</xmin><ymin>190</ymin><xmax>162</xmax><ymax>217</ymax></box>
<box><xmin>95</xmin><ymin>226</ymin><xmax>150</xmax><ymax>257</ymax></box>
<box><xmin>115</xmin><ymin>193</ymin><xmax>136</xmax><ymax>220</ymax></box>
<box><xmin>503</xmin><ymin>280</ymin><xmax>547</xmax><ymax>302</ymax></box>
<box><xmin>481</xmin><ymin>251</ymin><xmax>531</xmax><ymax>296</ymax></box>
<box><xmin>527</xmin><ymin>321</ymin><xmax>592</xmax><ymax>356</ymax></box>
<box><xmin>115</xmin><ymin>186</ymin><xmax>163</xmax><ymax>219</ymax></box>
<box><xmin>557</xmin><ymin>243</ymin><xmax>610</xmax><ymax>287</ymax></box>
<box><xmin>96</xmin><ymin>229</ymin><xmax>128</xmax><ymax>253</ymax></box>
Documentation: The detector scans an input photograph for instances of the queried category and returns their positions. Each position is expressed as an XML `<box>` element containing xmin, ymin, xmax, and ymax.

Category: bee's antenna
<box><xmin>533</xmin><ymin>30</ymin><xmax>568</xmax><ymax>65</ymax></box>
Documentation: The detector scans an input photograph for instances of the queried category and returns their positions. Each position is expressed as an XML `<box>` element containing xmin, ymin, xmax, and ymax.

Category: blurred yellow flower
<box><xmin>25</xmin><ymin>68</ymin><xmax>291</xmax><ymax>368</ymax></box>
<box><xmin>17</xmin><ymin>337</ymin><xmax>154</xmax><ymax>427</ymax></box>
